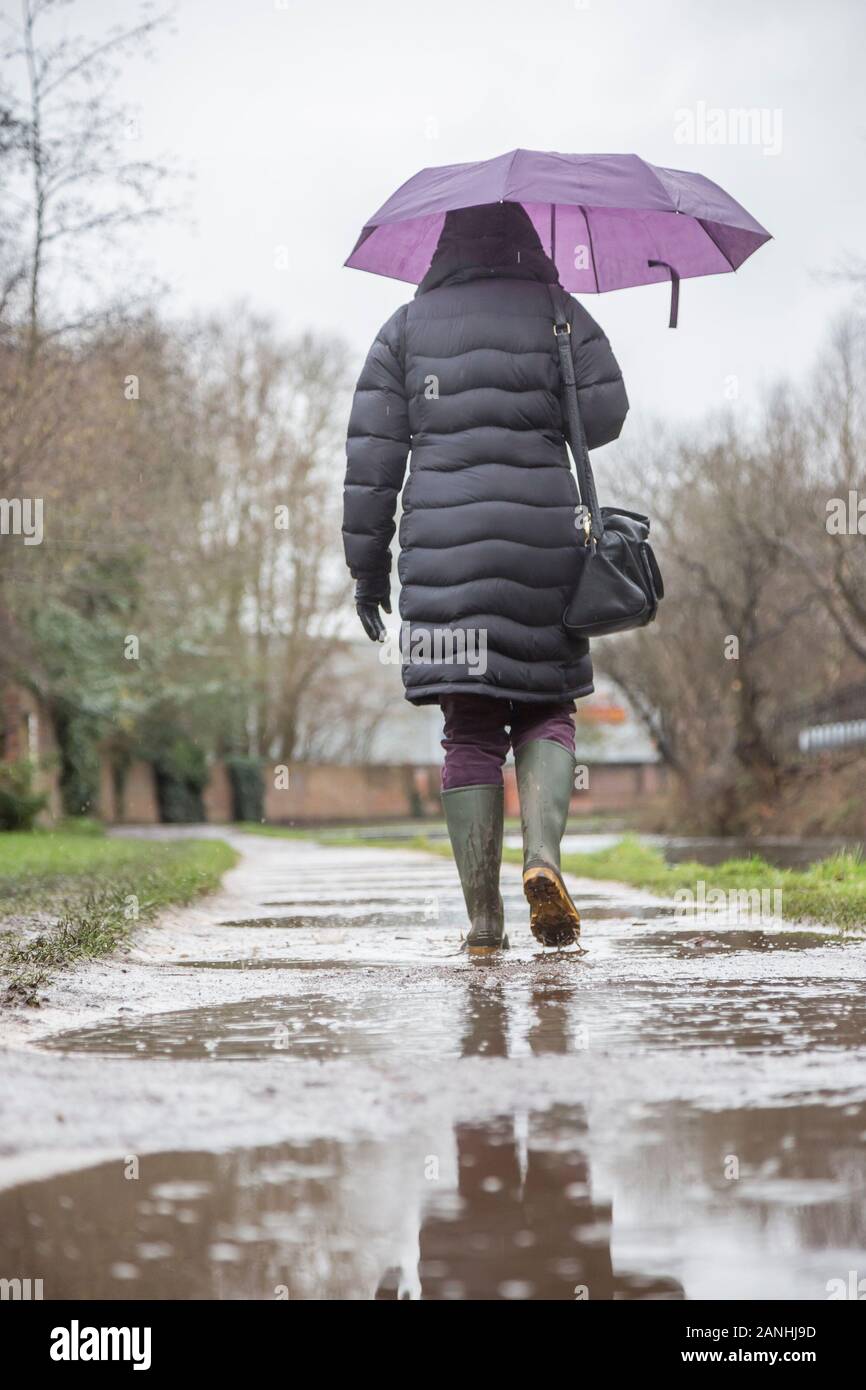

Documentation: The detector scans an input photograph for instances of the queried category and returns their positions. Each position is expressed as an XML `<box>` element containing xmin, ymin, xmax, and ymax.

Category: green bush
<box><xmin>152</xmin><ymin>736</ymin><xmax>209</xmax><ymax>823</ymax></box>
<box><xmin>0</xmin><ymin>760</ymin><xmax>48</xmax><ymax>831</ymax></box>
<box><xmin>225</xmin><ymin>755</ymin><xmax>264</xmax><ymax>822</ymax></box>
<box><xmin>54</xmin><ymin>709</ymin><xmax>101</xmax><ymax>817</ymax></box>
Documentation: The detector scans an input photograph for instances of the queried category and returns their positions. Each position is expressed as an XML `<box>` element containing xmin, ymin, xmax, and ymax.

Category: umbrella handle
<box><xmin>648</xmin><ymin>259</ymin><xmax>680</xmax><ymax>328</ymax></box>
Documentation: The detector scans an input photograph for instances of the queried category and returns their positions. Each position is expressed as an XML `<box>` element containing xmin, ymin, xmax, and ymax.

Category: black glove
<box><xmin>354</xmin><ymin>575</ymin><xmax>391</xmax><ymax>643</ymax></box>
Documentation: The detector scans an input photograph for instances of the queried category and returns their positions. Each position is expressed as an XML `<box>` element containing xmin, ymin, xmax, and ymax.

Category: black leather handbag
<box><xmin>549</xmin><ymin>285</ymin><xmax>664</xmax><ymax>638</ymax></box>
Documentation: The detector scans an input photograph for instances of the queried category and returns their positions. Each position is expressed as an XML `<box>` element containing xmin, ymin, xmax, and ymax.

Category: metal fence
<box><xmin>775</xmin><ymin>681</ymin><xmax>866</xmax><ymax>756</ymax></box>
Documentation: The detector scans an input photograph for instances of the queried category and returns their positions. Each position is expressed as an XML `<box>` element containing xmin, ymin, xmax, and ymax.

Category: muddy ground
<box><xmin>1</xmin><ymin>828</ymin><xmax>865</xmax><ymax>1301</ymax></box>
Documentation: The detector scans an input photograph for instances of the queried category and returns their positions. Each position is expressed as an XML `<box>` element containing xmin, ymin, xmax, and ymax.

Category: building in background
<box><xmin>0</xmin><ymin>653</ymin><xmax>665</xmax><ymax>826</ymax></box>
<box><xmin>306</xmin><ymin>643</ymin><xmax>665</xmax><ymax>821</ymax></box>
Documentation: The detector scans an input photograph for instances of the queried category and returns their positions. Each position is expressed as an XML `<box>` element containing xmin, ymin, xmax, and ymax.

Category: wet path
<box><xmin>2</xmin><ymin>830</ymin><xmax>866</xmax><ymax>1300</ymax></box>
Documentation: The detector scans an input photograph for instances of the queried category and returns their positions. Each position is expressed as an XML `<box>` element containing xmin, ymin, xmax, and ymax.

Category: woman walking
<box><xmin>343</xmin><ymin>201</ymin><xmax>628</xmax><ymax>952</ymax></box>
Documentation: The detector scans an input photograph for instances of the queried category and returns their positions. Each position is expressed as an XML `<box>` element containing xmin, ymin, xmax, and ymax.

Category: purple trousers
<box><xmin>440</xmin><ymin>695</ymin><xmax>576</xmax><ymax>790</ymax></box>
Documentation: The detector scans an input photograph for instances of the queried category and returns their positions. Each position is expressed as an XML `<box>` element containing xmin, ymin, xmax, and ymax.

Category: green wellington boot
<box><xmin>514</xmin><ymin>739</ymin><xmax>581</xmax><ymax>948</ymax></box>
<box><xmin>441</xmin><ymin>784</ymin><xmax>509</xmax><ymax>955</ymax></box>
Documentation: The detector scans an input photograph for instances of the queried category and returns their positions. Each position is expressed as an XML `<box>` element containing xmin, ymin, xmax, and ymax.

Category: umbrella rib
<box><xmin>580</xmin><ymin>206</ymin><xmax>600</xmax><ymax>293</ymax></box>
<box><xmin>698</xmin><ymin>217</ymin><xmax>735</xmax><ymax>272</ymax></box>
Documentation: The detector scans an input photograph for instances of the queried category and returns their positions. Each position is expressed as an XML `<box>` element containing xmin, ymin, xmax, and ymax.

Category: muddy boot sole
<box><xmin>464</xmin><ymin>932</ymin><xmax>510</xmax><ymax>957</ymax></box>
<box><xmin>523</xmin><ymin>866</ymin><xmax>581</xmax><ymax>948</ymax></box>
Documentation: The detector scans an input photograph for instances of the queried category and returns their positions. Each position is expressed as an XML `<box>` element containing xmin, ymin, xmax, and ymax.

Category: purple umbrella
<box><xmin>345</xmin><ymin>149</ymin><xmax>771</xmax><ymax>325</ymax></box>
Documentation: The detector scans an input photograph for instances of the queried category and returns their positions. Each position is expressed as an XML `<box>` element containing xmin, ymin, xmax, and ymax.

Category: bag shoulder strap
<box><xmin>547</xmin><ymin>283</ymin><xmax>604</xmax><ymax>546</ymax></box>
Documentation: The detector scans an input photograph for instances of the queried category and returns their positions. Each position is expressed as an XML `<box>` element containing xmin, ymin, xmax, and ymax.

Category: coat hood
<box><xmin>416</xmin><ymin>201</ymin><xmax>559</xmax><ymax>295</ymax></box>
<box><xmin>344</xmin><ymin>251</ymin><xmax>630</xmax><ymax>707</ymax></box>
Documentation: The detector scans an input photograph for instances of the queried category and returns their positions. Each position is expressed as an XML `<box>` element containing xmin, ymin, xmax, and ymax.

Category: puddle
<box><xmin>3</xmin><ymin>1095</ymin><xmax>864</xmax><ymax>1299</ymax></box>
<box><xmin>38</xmin><ymin>950</ymin><xmax>866</xmax><ymax>1060</ymax></box>
<box><xmin>555</xmin><ymin>832</ymin><xmax>864</xmax><ymax>870</ymax></box>
<box><xmin>169</xmin><ymin>959</ymin><xmax>363</xmax><ymax>971</ymax></box>
<box><xmin>38</xmin><ymin>985</ymin><xmax>466</xmax><ymax>1060</ymax></box>
<box><xmin>219</xmin><ymin>912</ymin><xmax>444</xmax><ymax>930</ymax></box>
<box><xmin>0</xmin><ymin>1110</ymin><xmax>674</xmax><ymax>1300</ymax></box>
<box><xmin>259</xmin><ymin>897</ymin><xmax>437</xmax><ymax>909</ymax></box>
<box><xmin>660</xmin><ymin>835</ymin><xmax>863</xmax><ymax>870</ymax></box>
<box><xmin>620</xmin><ymin>928</ymin><xmax>843</xmax><ymax>955</ymax></box>
<box><xmin>575</xmin><ymin>903</ymin><xmax>677</xmax><ymax>922</ymax></box>
<box><xmin>11</xmin><ymin>829</ymin><xmax>866</xmax><ymax>1300</ymax></box>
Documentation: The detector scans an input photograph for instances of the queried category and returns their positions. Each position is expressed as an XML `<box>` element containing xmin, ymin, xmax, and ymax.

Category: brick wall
<box><xmin>202</xmin><ymin>759</ymin><xmax>233</xmax><ymax>823</ymax></box>
<box><xmin>0</xmin><ymin>682</ymin><xmax>62</xmax><ymax>822</ymax></box>
<box><xmin>2</xmin><ymin>686</ymin><xmax>667</xmax><ymax>827</ymax></box>
<box><xmin>263</xmin><ymin>762</ymin><xmax>441</xmax><ymax>824</ymax></box>
<box><xmin>95</xmin><ymin>750</ymin><xmax>674</xmax><ymax>826</ymax></box>
<box><xmin>502</xmin><ymin>761</ymin><xmax>667</xmax><ymax>819</ymax></box>
<box><xmin>574</xmin><ymin>760</ymin><xmax>668</xmax><ymax>813</ymax></box>
<box><xmin>262</xmin><ymin>760</ymin><xmax>666</xmax><ymax>825</ymax></box>
<box><xmin>114</xmin><ymin>760</ymin><xmax>160</xmax><ymax>825</ymax></box>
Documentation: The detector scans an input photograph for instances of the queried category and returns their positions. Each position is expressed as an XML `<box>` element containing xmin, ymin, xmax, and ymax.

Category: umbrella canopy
<box><xmin>345</xmin><ymin>149</ymin><xmax>771</xmax><ymax>324</ymax></box>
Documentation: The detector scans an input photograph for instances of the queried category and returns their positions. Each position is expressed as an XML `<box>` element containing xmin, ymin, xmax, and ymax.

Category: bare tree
<box><xmin>1</xmin><ymin>0</ymin><xmax>176</xmax><ymax>353</ymax></box>
<box><xmin>189</xmin><ymin>308</ymin><xmax>352</xmax><ymax>761</ymax></box>
<box><xmin>596</xmin><ymin>373</ymin><xmax>849</xmax><ymax>830</ymax></box>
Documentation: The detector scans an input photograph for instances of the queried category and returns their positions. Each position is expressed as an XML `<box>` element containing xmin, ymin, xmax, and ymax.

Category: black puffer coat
<box><xmin>342</xmin><ymin>202</ymin><xmax>629</xmax><ymax>705</ymax></box>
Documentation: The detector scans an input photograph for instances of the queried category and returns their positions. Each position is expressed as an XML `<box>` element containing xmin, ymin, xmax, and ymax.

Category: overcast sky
<box><xmin>11</xmin><ymin>0</ymin><xmax>866</xmax><ymax>426</ymax></box>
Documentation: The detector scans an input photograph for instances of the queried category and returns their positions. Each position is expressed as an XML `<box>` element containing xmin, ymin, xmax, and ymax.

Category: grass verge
<box><xmin>555</xmin><ymin>837</ymin><xmax>866</xmax><ymax>930</ymax></box>
<box><xmin>0</xmin><ymin>828</ymin><xmax>237</xmax><ymax>1006</ymax></box>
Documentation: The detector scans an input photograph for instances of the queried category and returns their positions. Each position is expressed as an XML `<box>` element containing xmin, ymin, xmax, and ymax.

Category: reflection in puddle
<box><xmin>38</xmin><ymin>966</ymin><xmax>866</xmax><ymax>1060</ymax></box>
<box><xmin>621</xmin><ymin>928</ymin><xmax>848</xmax><ymax>957</ymax></box>
<box><xmin>0</xmin><ymin>1110</ymin><xmax>683</xmax><ymax>1300</ymax></box>
<box><xmin>604</xmin><ymin>1098</ymin><xmax>866</xmax><ymax>1300</ymax></box>
<box><xmin>629</xmin><ymin>980</ymin><xmax>866</xmax><ymax>1052</ymax></box>
<box><xmin>38</xmin><ymin>987</ymin><xmax>465</xmax><ymax>1061</ymax></box>
<box><xmin>38</xmin><ymin>976</ymin><xmax>599</xmax><ymax>1061</ymax></box>
<box><xmin>169</xmin><ymin>959</ymin><xmax>362</xmax><ymax>971</ymax></box>
<box><xmin>660</xmin><ymin>836</ymin><xmax>863</xmax><ymax>870</ymax></box>
<box><xmin>14</xmin><ymin>899</ymin><xmax>866</xmax><ymax>1299</ymax></box>
<box><xmin>400</xmin><ymin>1109</ymin><xmax>681</xmax><ymax>1301</ymax></box>
<box><xmin>4</xmin><ymin>1093</ymin><xmax>864</xmax><ymax>1299</ymax></box>
<box><xmin>578</xmin><ymin>903</ymin><xmax>677</xmax><ymax>922</ymax></box>
<box><xmin>554</xmin><ymin>832</ymin><xmax>864</xmax><ymax>870</ymax></box>
<box><xmin>219</xmin><ymin>913</ymin><xmax>436</xmax><ymax>930</ymax></box>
